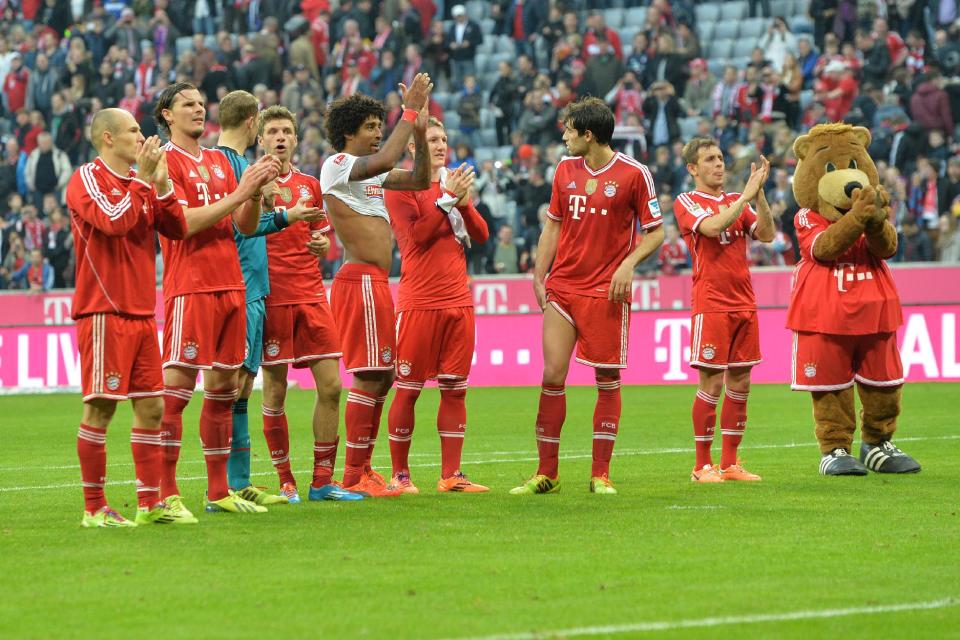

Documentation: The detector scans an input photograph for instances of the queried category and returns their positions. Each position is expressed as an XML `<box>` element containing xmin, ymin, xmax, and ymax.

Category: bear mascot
<box><xmin>785</xmin><ymin>123</ymin><xmax>921</xmax><ymax>476</ymax></box>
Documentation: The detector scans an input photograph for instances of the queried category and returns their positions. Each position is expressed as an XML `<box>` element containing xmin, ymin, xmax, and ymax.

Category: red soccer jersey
<box><xmin>546</xmin><ymin>153</ymin><xmax>661</xmax><ymax>298</ymax></box>
<box><xmin>66</xmin><ymin>158</ymin><xmax>187</xmax><ymax>318</ymax></box>
<box><xmin>787</xmin><ymin>208</ymin><xmax>902</xmax><ymax>334</ymax></box>
<box><xmin>385</xmin><ymin>179</ymin><xmax>489</xmax><ymax>312</ymax></box>
<box><xmin>160</xmin><ymin>142</ymin><xmax>244</xmax><ymax>298</ymax></box>
<box><xmin>674</xmin><ymin>190</ymin><xmax>758</xmax><ymax>313</ymax></box>
<box><xmin>265</xmin><ymin>168</ymin><xmax>331</xmax><ymax>307</ymax></box>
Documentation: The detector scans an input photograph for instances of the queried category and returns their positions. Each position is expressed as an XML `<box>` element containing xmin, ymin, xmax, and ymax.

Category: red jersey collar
<box><xmin>580</xmin><ymin>152</ymin><xmax>619</xmax><ymax>176</ymax></box>
<box><xmin>692</xmin><ymin>189</ymin><xmax>727</xmax><ymax>202</ymax></box>
<box><xmin>166</xmin><ymin>140</ymin><xmax>204</xmax><ymax>162</ymax></box>
<box><xmin>94</xmin><ymin>156</ymin><xmax>135</xmax><ymax>180</ymax></box>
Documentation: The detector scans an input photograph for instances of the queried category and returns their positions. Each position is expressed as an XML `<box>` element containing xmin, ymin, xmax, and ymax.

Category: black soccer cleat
<box><xmin>819</xmin><ymin>448</ymin><xmax>869</xmax><ymax>476</ymax></box>
<box><xmin>859</xmin><ymin>441</ymin><xmax>921</xmax><ymax>474</ymax></box>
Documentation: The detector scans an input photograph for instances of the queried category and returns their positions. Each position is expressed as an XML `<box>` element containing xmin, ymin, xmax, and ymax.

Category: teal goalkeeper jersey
<box><xmin>218</xmin><ymin>145</ymin><xmax>288</xmax><ymax>303</ymax></box>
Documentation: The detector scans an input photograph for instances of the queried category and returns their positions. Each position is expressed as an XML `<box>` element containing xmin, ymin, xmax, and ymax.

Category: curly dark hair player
<box><xmin>318</xmin><ymin>72</ymin><xmax>433</xmax><ymax>497</ymax></box>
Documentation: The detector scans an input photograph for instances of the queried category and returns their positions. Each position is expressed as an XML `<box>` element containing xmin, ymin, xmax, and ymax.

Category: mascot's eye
<box><xmin>825</xmin><ymin>162</ymin><xmax>837</xmax><ymax>172</ymax></box>
<box><xmin>849</xmin><ymin>159</ymin><xmax>858</xmax><ymax>169</ymax></box>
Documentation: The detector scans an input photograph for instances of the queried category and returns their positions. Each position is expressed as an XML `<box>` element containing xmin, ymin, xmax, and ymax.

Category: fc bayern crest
<box><xmin>265</xmin><ymin>340</ymin><xmax>281</xmax><ymax>358</ymax></box>
<box><xmin>105</xmin><ymin>372</ymin><xmax>122</xmax><ymax>391</ymax></box>
<box><xmin>398</xmin><ymin>361</ymin><xmax>412</xmax><ymax>377</ymax></box>
<box><xmin>213</xmin><ymin>165</ymin><xmax>225</xmax><ymax>179</ymax></box>
<box><xmin>804</xmin><ymin>363</ymin><xmax>817</xmax><ymax>378</ymax></box>
<box><xmin>299</xmin><ymin>186</ymin><xmax>311</xmax><ymax>198</ymax></box>
<box><xmin>701</xmin><ymin>344</ymin><xmax>716</xmax><ymax>361</ymax></box>
<box><xmin>183</xmin><ymin>341</ymin><xmax>199</xmax><ymax>360</ymax></box>
<box><xmin>381</xmin><ymin>347</ymin><xmax>393</xmax><ymax>364</ymax></box>
<box><xmin>603</xmin><ymin>181</ymin><xmax>618</xmax><ymax>197</ymax></box>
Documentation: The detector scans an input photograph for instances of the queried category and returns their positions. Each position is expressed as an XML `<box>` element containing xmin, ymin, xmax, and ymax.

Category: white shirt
<box><xmin>319</xmin><ymin>152</ymin><xmax>390</xmax><ymax>222</ymax></box>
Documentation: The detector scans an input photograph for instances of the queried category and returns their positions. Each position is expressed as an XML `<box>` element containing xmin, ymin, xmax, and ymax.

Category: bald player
<box><xmin>65</xmin><ymin>109</ymin><xmax>189</xmax><ymax>527</ymax></box>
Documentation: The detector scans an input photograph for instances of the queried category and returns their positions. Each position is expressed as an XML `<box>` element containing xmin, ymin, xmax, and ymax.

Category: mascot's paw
<box><xmin>819</xmin><ymin>448</ymin><xmax>868</xmax><ymax>476</ymax></box>
<box><xmin>859</xmin><ymin>441</ymin><xmax>921</xmax><ymax>474</ymax></box>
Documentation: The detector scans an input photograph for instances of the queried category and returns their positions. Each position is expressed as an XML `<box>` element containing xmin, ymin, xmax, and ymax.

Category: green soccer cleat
<box><xmin>205</xmin><ymin>491</ymin><xmax>268</xmax><ymax>514</ymax></box>
<box><xmin>81</xmin><ymin>506</ymin><xmax>137</xmax><ymax>528</ymax></box>
<box><xmin>135</xmin><ymin>504</ymin><xmax>175</xmax><ymax>525</ymax></box>
<box><xmin>235</xmin><ymin>485</ymin><xmax>289</xmax><ymax>505</ymax></box>
<box><xmin>589</xmin><ymin>475</ymin><xmax>618</xmax><ymax>495</ymax></box>
<box><xmin>509</xmin><ymin>474</ymin><xmax>561</xmax><ymax>495</ymax></box>
<box><xmin>162</xmin><ymin>495</ymin><xmax>199</xmax><ymax>524</ymax></box>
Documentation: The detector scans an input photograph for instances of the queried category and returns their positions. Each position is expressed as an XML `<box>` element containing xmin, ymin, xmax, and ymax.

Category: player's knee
<box><xmin>316</xmin><ymin>375</ymin><xmax>342</xmax><ymax>405</ymax></box>
<box><xmin>82</xmin><ymin>399</ymin><xmax>117</xmax><ymax>427</ymax></box>
<box><xmin>542</xmin><ymin>363</ymin><xmax>569</xmax><ymax>387</ymax></box>
<box><xmin>136</xmin><ymin>397</ymin><xmax>165</xmax><ymax>427</ymax></box>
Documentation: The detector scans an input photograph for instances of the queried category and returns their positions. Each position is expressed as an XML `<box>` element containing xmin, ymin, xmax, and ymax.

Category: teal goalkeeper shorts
<box><xmin>243</xmin><ymin>297</ymin><xmax>266</xmax><ymax>374</ymax></box>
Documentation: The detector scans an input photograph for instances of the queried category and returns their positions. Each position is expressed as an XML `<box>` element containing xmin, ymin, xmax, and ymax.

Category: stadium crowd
<box><xmin>1</xmin><ymin>0</ymin><xmax>959</xmax><ymax>292</ymax></box>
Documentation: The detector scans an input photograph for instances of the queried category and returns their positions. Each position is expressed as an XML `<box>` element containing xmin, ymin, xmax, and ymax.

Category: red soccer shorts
<box><xmin>546</xmin><ymin>289</ymin><xmax>629</xmax><ymax>369</ymax></box>
<box><xmin>330</xmin><ymin>263</ymin><xmax>396</xmax><ymax>373</ymax></box>
<box><xmin>690</xmin><ymin>311</ymin><xmax>762</xmax><ymax>370</ymax></box>
<box><xmin>791</xmin><ymin>331</ymin><xmax>904</xmax><ymax>391</ymax></box>
<box><xmin>77</xmin><ymin>313</ymin><xmax>163</xmax><ymax>401</ymax></box>
<box><xmin>262</xmin><ymin>301</ymin><xmax>342</xmax><ymax>369</ymax></box>
<box><xmin>395</xmin><ymin>306</ymin><xmax>475</xmax><ymax>381</ymax></box>
<box><xmin>162</xmin><ymin>290</ymin><xmax>246</xmax><ymax>370</ymax></box>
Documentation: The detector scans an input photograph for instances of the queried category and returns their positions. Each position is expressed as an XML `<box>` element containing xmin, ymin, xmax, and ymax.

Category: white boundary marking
<box><xmin>0</xmin><ymin>435</ymin><xmax>954</xmax><ymax>493</ymax></box>
<box><xmin>449</xmin><ymin>598</ymin><xmax>958</xmax><ymax>640</ymax></box>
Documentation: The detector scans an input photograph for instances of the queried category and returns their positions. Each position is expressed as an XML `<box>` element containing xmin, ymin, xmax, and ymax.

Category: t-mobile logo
<box><xmin>568</xmin><ymin>195</ymin><xmax>587</xmax><ymax>220</ymax></box>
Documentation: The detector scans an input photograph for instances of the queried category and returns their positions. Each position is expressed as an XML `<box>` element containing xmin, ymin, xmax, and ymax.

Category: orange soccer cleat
<box><xmin>345</xmin><ymin>474</ymin><xmax>404</xmax><ymax>497</ymax></box>
<box><xmin>437</xmin><ymin>472</ymin><xmax>489</xmax><ymax>493</ymax></box>
<box><xmin>391</xmin><ymin>471</ymin><xmax>420</xmax><ymax>494</ymax></box>
<box><xmin>719</xmin><ymin>462</ymin><xmax>762</xmax><ymax>481</ymax></box>
<box><xmin>690</xmin><ymin>464</ymin><xmax>725</xmax><ymax>483</ymax></box>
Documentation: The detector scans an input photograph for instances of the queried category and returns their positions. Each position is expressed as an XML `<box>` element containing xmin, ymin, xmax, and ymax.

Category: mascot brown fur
<box><xmin>786</xmin><ymin>123</ymin><xmax>920</xmax><ymax>475</ymax></box>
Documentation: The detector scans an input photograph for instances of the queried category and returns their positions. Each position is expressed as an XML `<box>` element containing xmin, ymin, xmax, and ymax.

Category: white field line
<box><xmin>449</xmin><ymin>598</ymin><xmax>959</xmax><ymax>640</ymax></box>
<box><xmin>1</xmin><ymin>435</ymin><xmax>956</xmax><ymax>493</ymax></box>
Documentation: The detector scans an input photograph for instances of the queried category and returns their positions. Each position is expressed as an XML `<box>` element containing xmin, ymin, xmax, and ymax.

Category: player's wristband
<box><xmin>401</xmin><ymin>108</ymin><xmax>418</xmax><ymax>123</ymax></box>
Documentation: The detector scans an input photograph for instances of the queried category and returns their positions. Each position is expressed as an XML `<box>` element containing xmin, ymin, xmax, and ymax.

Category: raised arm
<box><xmin>180</xmin><ymin>158</ymin><xmax>277</xmax><ymax>238</ymax></box>
<box><xmin>698</xmin><ymin>160</ymin><xmax>767</xmax><ymax>238</ymax></box>
<box><xmin>751</xmin><ymin>156</ymin><xmax>776</xmax><ymax>242</ymax></box>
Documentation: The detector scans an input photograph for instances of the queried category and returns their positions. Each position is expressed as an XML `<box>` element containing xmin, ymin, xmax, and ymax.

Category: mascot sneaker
<box><xmin>819</xmin><ymin>448</ymin><xmax>868</xmax><ymax>476</ymax></box>
<box><xmin>859</xmin><ymin>441</ymin><xmax>921</xmax><ymax>474</ymax></box>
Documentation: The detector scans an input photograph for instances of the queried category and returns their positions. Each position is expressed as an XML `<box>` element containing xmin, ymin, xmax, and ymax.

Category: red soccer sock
<box><xmin>365</xmin><ymin>394</ymin><xmax>388</xmax><ymax>468</ymax></box>
<box><xmin>720</xmin><ymin>388</ymin><xmax>749</xmax><ymax>469</ymax></box>
<box><xmin>438</xmin><ymin>379</ymin><xmax>469</xmax><ymax>479</ymax></box>
<box><xmin>312</xmin><ymin>438</ymin><xmax>339</xmax><ymax>488</ymax></box>
<box><xmin>343</xmin><ymin>388</ymin><xmax>377</xmax><ymax>487</ymax></box>
<box><xmin>536</xmin><ymin>384</ymin><xmax>566</xmax><ymax>478</ymax></box>
<box><xmin>591</xmin><ymin>376</ymin><xmax>622</xmax><ymax>477</ymax></box>
<box><xmin>200</xmin><ymin>388</ymin><xmax>236</xmax><ymax>501</ymax></box>
<box><xmin>262</xmin><ymin>405</ymin><xmax>295</xmax><ymax>487</ymax></box>
<box><xmin>130</xmin><ymin>428</ymin><xmax>162</xmax><ymax>509</ymax></box>
<box><xmin>160</xmin><ymin>386</ymin><xmax>192</xmax><ymax>499</ymax></box>
<box><xmin>77</xmin><ymin>424</ymin><xmax>107</xmax><ymax>513</ymax></box>
<box><xmin>692</xmin><ymin>389</ymin><xmax>719</xmax><ymax>469</ymax></box>
<box><xmin>388</xmin><ymin>382</ymin><xmax>422</xmax><ymax>475</ymax></box>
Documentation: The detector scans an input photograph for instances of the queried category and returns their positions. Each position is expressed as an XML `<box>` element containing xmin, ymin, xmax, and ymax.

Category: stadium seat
<box><xmin>799</xmin><ymin>89</ymin><xmax>814</xmax><ymax>111</ymax></box>
<box><xmin>771</xmin><ymin>0</ymin><xmax>792</xmax><ymax>17</ymax></box>
<box><xmin>603</xmin><ymin>8</ymin><xmax>624</xmax><ymax>29</ymax></box>
<box><xmin>475</xmin><ymin>52</ymin><xmax>491</xmax><ymax>74</ymax></box>
<box><xmin>623</xmin><ymin>7</ymin><xmax>646</xmax><ymax>27</ymax></box>
<box><xmin>710</xmin><ymin>39</ymin><xmax>734</xmax><ymax>59</ymax></box>
<box><xmin>482</xmin><ymin>71</ymin><xmax>500</xmax><ymax>92</ymax></box>
<box><xmin>465</xmin><ymin>0</ymin><xmax>486</xmax><ymax>22</ymax></box>
<box><xmin>740</xmin><ymin>17</ymin><xmax>766</xmax><ymax>40</ymax></box>
<box><xmin>729</xmin><ymin>56</ymin><xmax>751</xmax><ymax>70</ymax></box>
<box><xmin>475</xmin><ymin>147</ymin><xmax>497</xmax><ymax>163</ymax></box>
<box><xmin>788</xmin><ymin>16</ymin><xmax>815</xmax><ymax>34</ymax></box>
<box><xmin>476</xmin><ymin>39</ymin><xmax>494</xmax><ymax>55</ymax></box>
<box><xmin>480</xmin><ymin>107</ymin><xmax>495</xmax><ymax>129</ymax></box>
<box><xmin>793</xmin><ymin>0</ymin><xmax>812</xmax><ymax>16</ymax></box>
<box><xmin>433</xmin><ymin>91</ymin><xmax>452</xmax><ymax>110</ymax></box>
<box><xmin>707</xmin><ymin>58</ymin><xmax>727</xmax><ymax>78</ymax></box>
<box><xmin>480</xmin><ymin>18</ymin><xmax>495</xmax><ymax>36</ymax></box>
<box><xmin>479</xmin><ymin>129</ymin><xmax>498</xmax><ymax>147</ymax></box>
<box><xmin>713</xmin><ymin>20</ymin><xmax>738</xmax><ymax>41</ymax></box>
<box><xmin>733</xmin><ymin>39</ymin><xmax>757</xmax><ymax>59</ymax></box>
<box><xmin>497</xmin><ymin>145</ymin><xmax>514</xmax><ymax>159</ymax></box>
<box><xmin>175</xmin><ymin>36</ymin><xmax>192</xmax><ymax>58</ymax></box>
<box><xmin>619</xmin><ymin>26</ymin><xmax>639</xmax><ymax>47</ymax></box>
<box><xmin>679</xmin><ymin>117</ymin><xmax>701</xmax><ymax>141</ymax></box>
<box><xmin>444</xmin><ymin>112</ymin><xmax>461</xmax><ymax>131</ymax></box>
<box><xmin>696</xmin><ymin>22</ymin><xmax>714</xmax><ymax>43</ymax></box>
<box><xmin>695</xmin><ymin>3</ymin><xmax>721</xmax><ymax>24</ymax></box>
<box><xmin>720</xmin><ymin>1</ymin><xmax>748</xmax><ymax>20</ymax></box>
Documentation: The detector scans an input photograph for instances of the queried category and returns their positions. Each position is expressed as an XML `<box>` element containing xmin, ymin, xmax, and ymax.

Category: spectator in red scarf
<box><xmin>814</xmin><ymin>59</ymin><xmax>858</xmax><ymax>121</ymax></box>
<box><xmin>3</xmin><ymin>53</ymin><xmax>29</xmax><ymax>114</ymax></box>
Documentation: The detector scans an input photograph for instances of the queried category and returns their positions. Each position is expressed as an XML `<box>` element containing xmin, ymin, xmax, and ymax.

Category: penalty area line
<box><xmin>448</xmin><ymin>598</ymin><xmax>959</xmax><ymax>640</ymax></box>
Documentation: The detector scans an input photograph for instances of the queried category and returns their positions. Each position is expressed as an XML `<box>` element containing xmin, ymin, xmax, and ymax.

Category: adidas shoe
<box><xmin>159</xmin><ymin>495</ymin><xmax>198</xmax><ymax>524</ymax></box>
<box><xmin>134</xmin><ymin>504</ymin><xmax>175</xmax><ymax>525</ymax></box>
<box><xmin>235</xmin><ymin>485</ymin><xmax>289</xmax><ymax>505</ymax></box>
<box><xmin>437</xmin><ymin>471</ymin><xmax>489</xmax><ymax>493</ymax></box>
<box><xmin>81</xmin><ymin>506</ymin><xmax>137</xmax><ymax>528</ymax></box>
<box><xmin>391</xmin><ymin>471</ymin><xmax>420</xmax><ymax>494</ymax></box>
<box><xmin>719</xmin><ymin>462</ymin><xmax>762</xmax><ymax>481</ymax></box>
<box><xmin>589</xmin><ymin>475</ymin><xmax>618</xmax><ymax>494</ymax></box>
<box><xmin>279</xmin><ymin>482</ymin><xmax>301</xmax><ymax>504</ymax></box>
<box><xmin>308</xmin><ymin>483</ymin><xmax>366</xmax><ymax>501</ymax></box>
<box><xmin>205</xmin><ymin>492</ymin><xmax>268</xmax><ymax>513</ymax></box>
<box><xmin>509</xmin><ymin>474</ymin><xmax>560</xmax><ymax>495</ymax></box>
<box><xmin>690</xmin><ymin>464</ymin><xmax>724</xmax><ymax>483</ymax></box>
<box><xmin>819</xmin><ymin>448</ymin><xmax>868</xmax><ymax>476</ymax></box>
<box><xmin>859</xmin><ymin>441</ymin><xmax>921</xmax><ymax>474</ymax></box>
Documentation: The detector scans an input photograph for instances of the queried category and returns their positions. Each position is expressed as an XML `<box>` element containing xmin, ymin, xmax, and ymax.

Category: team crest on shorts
<box><xmin>265</xmin><ymin>340</ymin><xmax>281</xmax><ymax>358</ymax></box>
<box><xmin>105</xmin><ymin>371</ymin><xmax>122</xmax><ymax>391</ymax></box>
<box><xmin>804</xmin><ymin>363</ymin><xmax>817</xmax><ymax>378</ymax></box>
<box><xmin>701</xmin><ymin>344</ymin><xmax>716</xmax><ymax>361</ymax></box>
<box><xmin>380</xmin><ymin>347</ymin><xmax>393</xmax><ymax>364</ymax></box>
<box><xmin>213</xmin><ymin>165</ymin><xmax>225</xmax><ymax>179</ymax></box>
<box><xmin>603</xmin><ymin>181</ymin><xmax>618</xmax><ymax>197</ymax></box>
<box><xmin>197</xmin><ymin>166</ymin><xmax>210</xmax><ymax>182</ymax></box>
<box><xmin>397</xmin><ymin>360</ymin><xmax>412</xmax><ymax>377</ymax></box>
<box><xmin>183</xmin><ymin>341</ymin><xmax>199</xmax><ymax>361</ymax></box>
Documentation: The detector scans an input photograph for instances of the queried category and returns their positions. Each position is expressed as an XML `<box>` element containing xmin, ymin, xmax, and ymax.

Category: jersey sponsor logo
<box><xmin>197</xmin><ymin>166</ymin><xmax>210</xmax><ymax>182</ymax></box>
<box><xmin>568</xmin><ymin>194</ymin><xmax>587</xmax><ymax>219</ymax></box>
<box><xmin>833</xmin><ymin>263</ymin><xmax>873</xmax><ymax>292</ymax></box>
<box><xmin>365</xmin><ymin>184</ymin><xmax>384</xmax><ymax>199</ymax></box>
<box><xmin>213</xmin><ymin>165</ymin><xmax>225</xmax><ymax>179</ymax></box>
<box><xmin>397</xmin><ymin>360</ymin><xmax>412</xmax><ymax>377</ymax></box>
<box><xmin>803</xmin><ymin>363</ymin><xmax>817</xmax><ymax>378</ymax></box>
<box><xmin>105</xmin><ymin>371</ymin><xmax>122</xmax><ymax>391</ymax></box>
<box><xmin>585</xmin><ymin>178</ymin><xmax>598</xmax><ymax>195</ymax></box>
<box><xmin>265</xmin><ymin>340</ymin><xmax>281</xmax><ymax>358</ymax></box>
<box><xmin>380</xmin><ymin>346</ymin><xmax>393</xmax><ymax>364</ymax></box>
<box><xmin>603</xmin><ymin>181</ymin><xmax>618</xmax><ymax>197</ymax></box>
<box><xmin>183</xmin><ymin>341</ymin><xmax>199</xmax><ymax>361</ymax></box>
<box><xmin>701</xmin><ymin>344</ymin><xmax>716</xmax><ymax>361</ymax></box>
<box><xmin>333</xmin><ymin>154</ymin><xmax>347</xmax><ymax>166</ymax></box>
<box><xmin>648</xmin><ymin>197</ymin><xmax>662</xmax><ymax>219</ymax></box>
<box><xmin>566</xmin><ymin>180</ymin><xmax>577</xmax><ymax>189</ymax></box>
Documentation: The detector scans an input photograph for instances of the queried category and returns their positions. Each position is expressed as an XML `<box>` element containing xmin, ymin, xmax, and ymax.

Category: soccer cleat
<box><xmin>691</xmin><ymin>464</ymin><xmax>724</xmax><ymax>483</ymax></box>
<box><xmin>392</xmin><ymin>471</ymin><xmax>420</xmax><ymax>494</ymax></box>
<box><xmin>819</xmin><ymin>448</ymin><xmax>869</xmax><ymax>476</ymax></box>
<box><xmin>134</xmin><ymin>504</ymin><xmax>175</xmax><ymax>525</ymax></box>
<box><xmin>509</xmin><ymin>474</ymin><xmax>560</xmax><ymax>495</ymax></box>
<box><xmin>81</xmin><ymin>506</ymin><xmax>137</xmax><ymax>528</ymax></box>
<box><xmin>589</xmin><ymin>475</ymin><xmax>618</xmax><ymax>494</ymax></box>
<box><xmin>308</xmin><ymin>483</ymin><xmax>366</xmax><ymax>501</ymax></box>
<box><xmin>719</xmin><ymin>463</ymin><xmax>762</xmax><ymax>481</ymax></box>
<box><xmin>362</xmin><ymin>465</ymin><xmax>387</xmax><ymax>487</ymax></box>
<box><xmin>205</xmin><ymin>492</ymin><xmax>269</xmax><ymax>514</ymax></box>
<box><xmin>438</xmin><ymin>471</ymin><xmax>489</xmax><ymax>493</ymax></box>
<box><xmin>279</xmin><ymin>482</ymin><xmax>301</xmax><ymax>504</ymax></box>
<box><xmin>344</xmin><ymin>475</ymin><xmax>404</xmax><ymax>497</ymax></box>
<box><xmin>235</xmin><ymin>485</ymin><xmax>289</xmax><ymax>505</ymax></box>
<box><xmin>162</xmin><ymin>495</ymin><xmax>199</xmax><ymax>524</ymax></box>
<box><xmin>859</xmin><ymin>441</ymin><xmax>921</xmax><ymax>474</ymax></box>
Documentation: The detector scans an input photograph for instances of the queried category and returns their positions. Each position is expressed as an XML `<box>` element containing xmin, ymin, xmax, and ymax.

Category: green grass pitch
<box><xmin>1</xmin><ymin>383</ymin><xmax>958</xmax><ymax>639</ymax></box>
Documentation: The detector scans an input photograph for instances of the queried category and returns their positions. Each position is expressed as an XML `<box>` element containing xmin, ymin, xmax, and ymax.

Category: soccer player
<box><xmin>384</xmin><ymin>117</ymin><xmax>490</xmax><ymax>494</ymax></box>
<box><xmin>257</xmin><ymin>105</ymin><xmax>365</xmax><ymax>502</ymax></box>
<box><xmin>215</xmin><ymin>92</ymin><xmax>326</xmax><ymax>505</ymax></box>
<box><xmin>673</xmin><ymin>138</ymin><xmax>774</xmax><ymax>483</ymax></box>
<box><xmin>66</xmin><ymin>108</ymin><xmax>187</xmax><ymax>526</ymax></box>
<box><xmin>154</xmin><ymin>82</ymin><xmax>280</xmax><ymax>517</ymax></box>
<box><xmin>319</xmin><ymin>73</ymin><xmax>433</xmax><ymax>496</ymax></box>
<box><xmin>511</xmin><ymin>97</ymin><xmax>664</xmax><ymax>496</ymax></box>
